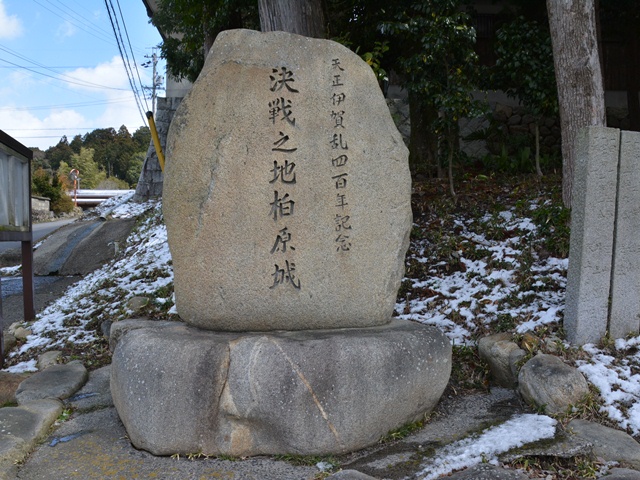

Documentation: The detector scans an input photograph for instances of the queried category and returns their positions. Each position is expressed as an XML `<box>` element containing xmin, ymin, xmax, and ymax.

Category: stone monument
<box><xmin>110</xmin><ymin>29</ymin><xmax>451</xmax><ymax>457</ymax></box>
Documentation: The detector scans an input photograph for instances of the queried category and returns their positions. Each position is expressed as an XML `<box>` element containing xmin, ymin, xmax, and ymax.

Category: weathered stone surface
<box><xmin>501</xmin><ymin>428</ymin><xmax>593</xmax><ymax>462</ymax></box>
<box><xmin>16</xmin><ymin>360</ymin><xmax>87</xmax><ymax>404</ymax></box>
<box><xmin>565</xmin><ymin>126</ymin><xmax>620</xmax><ymax>345</ymax></box>
<box><xmin>446</xmin><ymin>463</ymin><xmax>529</xmax><ymax>479</ymax></box>
<box><xmin>2</xmin><ymin>331</ymin><xmax>16</xmax><ymax>354</ymax></box>
<box><xmin>518</xmin><ymin>354</ymin><xmax>589</xmax><ymax>414</ymax></box>
<box><xmin>109</xmin><ymin>319</ymin><xmax>178</xmax><ymax>351</ymax></box>
<box><xmin>67</xmin><ymin>365</ymin><xmax>113</xmax><ymax>413</ymax></box>
<box><xmin>0</xmin><ymin>372</ymin><xmax>29</xmax><ymax>406</ymax></box>
<box><xmin>13</xmin><ymin>327</ymin><xmax>31</xmax><ymax>341</ymax></box>
<box><xmin>602</xmin><ymin>468</ymin><xmax>640</xmax><ymax>479</ymax></box>
<box><xmin>110</xmin><ymin>319</ymin><xmax>451</xmax><ymax>456</ymax></box>
<box><xmin>125</xmin><ymin>296</ymin><xmax>149</xmax><ymax>312</ymax></box>
<box><xmin>164</xmin><ymin>29</ymin><xmax>411</xmax><ymax>331</ymax></box>
<box><xmin>327</xmin><ymin>470</ymin><xmax>378</xmax><ymax>480</ymax></box>
<box><xmin>477</xmin><ymin>333</ymin><xmax>524</xmax><ymax>387</ymax></box>
<box><xmin>36</xmin><ymin>351</ymin><xmax>61</xmax><ymax>371</ymax></box>
<box><xmin>609</xmin><ymin>130</ymin><xmax>640</xmax><ymax>339</ymax></box>
<box><xmin>0</xmin><ymin>399</ymin><xmax>62</xmax><ymax>469</ymax></box>
<box><xmin>568</xmin><ymin>419</ymin><xmax>640</xmax><ymax>470</ymax></box>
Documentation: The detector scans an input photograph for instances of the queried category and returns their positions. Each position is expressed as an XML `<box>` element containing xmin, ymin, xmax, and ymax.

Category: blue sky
<box><xmin>0</xmin><ymin>0</ymin><xmax>165</xmax><ymax>150</ymax></box>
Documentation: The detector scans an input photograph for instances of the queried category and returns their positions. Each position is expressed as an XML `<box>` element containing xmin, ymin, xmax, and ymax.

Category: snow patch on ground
<box><xmin>415</xmin><ymin>414</ymin><xmax>557</xmax><ymax>479</ymax></box>
<box><xmin>3</xmin><ymin>199</ymin><xmax>175</xmax><ymax>371</ymax></box>
<box><xmin>395</xmin><ymin>206</ymin><xmax>567</xmax><ymax>345</ymax></box>
<box><xmin>578</xmin><ymin>342</ymin><xmax>640</xmax><ymax>436</ymax></box>
<box><xmin>4</xmin><ymin>193</ymin><xmax>640</xmax><ymax>466</ymax></box>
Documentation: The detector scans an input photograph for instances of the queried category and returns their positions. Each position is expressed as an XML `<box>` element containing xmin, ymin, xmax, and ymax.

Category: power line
<box><xmin>0</xmin><ymin>97</ymin><xmax>134</xmax><ymax>112</ymax></box>
<box><xmin>114</xmin><ymin>0</ymin><xmax>150</xmax><ymax>111</ymax></box>
<box><xmin>45</xmin><ymin>0</ymin><xmax>148</xmax><ymax>56</ymax></box>
<box><xmin>30</xmin><ymin>0</ymin><xmax>119</xmax><ymax>49</ymax></box>
<box><xmin>0</xmin><ymin>45</ymin><xmax>131</xmax><ymax>91</ymax></box>
<box><xmin>4</xmin><ymin>127</ymin><xmax>109</xmax><ymax>131</ymax></box>
<box><xmin>104</xmin><ymin>0</ymin><xmax>148</xmax><ymax>126</ymax></box>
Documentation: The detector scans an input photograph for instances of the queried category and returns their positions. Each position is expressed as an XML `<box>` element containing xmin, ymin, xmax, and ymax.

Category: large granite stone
<box><xmin>110</xmin><ymin>319</ymin><xmax>451</xmax><ymax>456</ymax></box>
<box><xmin>163</xmin><ymin>29</ymin><xmax>411</xmax><ymax>331</ymax></box>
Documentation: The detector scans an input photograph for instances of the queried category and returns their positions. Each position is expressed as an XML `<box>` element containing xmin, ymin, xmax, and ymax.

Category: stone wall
<box><xmin>132</xmin><ymin>97</ymin><xmax>182</xmax><ymax>202</ymax></box>
<box><xmin>385</xmin><ymin>95</ymin><xmax>634</xmax><ymax>163</ymax></box>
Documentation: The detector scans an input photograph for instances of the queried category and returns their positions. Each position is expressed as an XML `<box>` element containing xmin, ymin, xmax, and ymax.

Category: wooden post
<box><xmin>0</xmin><ymin>276</ymin><xmax>4</xmax><ymax>368</ymax></box>
<box><xmin>22</xmin><ymin>240</ymin><xmax>35</xmax><ymax>321</ymax></box>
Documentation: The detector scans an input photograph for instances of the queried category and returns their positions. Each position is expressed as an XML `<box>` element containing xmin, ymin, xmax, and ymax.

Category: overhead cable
<box><xmin>104</xmin><ymin>0</ymin><xmax>148</xmax><ymax>126</ymax></box>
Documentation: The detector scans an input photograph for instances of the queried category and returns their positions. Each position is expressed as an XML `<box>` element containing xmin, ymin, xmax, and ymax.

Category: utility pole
<box><xmin>142</xmin><ymin>48</ymin><xmax>164</xmax><ymax>116</ymax></box>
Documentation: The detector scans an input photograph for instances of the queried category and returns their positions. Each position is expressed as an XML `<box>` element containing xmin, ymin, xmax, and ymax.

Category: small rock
<box><xmin>494</xmin><ymin>103</ymin><xmax>513</xmax><ymax>120</ymax></box>
<box><xmin>327</xmin><ymin>470</ymin><xmax>378</xmax><ymax>480</ymax></box>
<box><xmin>0</xmin><ymin>371</ymin><xmax>30</xmax><ymax>406</ymax></box>
<box><xmin>602</xmin><ymin>468</ymin><xmax>640</xmax><ymax>479</ymax></box>
<box><xmin>126</xmin><ymin>296</ymin><xmax>149</xmax><ymax>311</ymax></box>
<box><xmin>13</xmin><ymin>327</ymin><xmax>32</xmax><ymax>341</ymax></box>
<box><xmin>478</xmin><ymin>333</ymin><xmax>525</xmax><ymax>388</ymax></box>
<box><xmin>518</xmin><ymin>354</ymin><xmax>589</xmax><ymax>414</ymax></box>
<box><xmin>7</xmin><ymin>322</ymin><xmax>21</xmax><ymax>336</ymax></box>
<box><xmin>507</xmin><ymin>114</ymin><xmax>522</xmax><ymax>126</ymax></box>
<box><xmin>3</xmin><ymin>331</ymin><xmax>17</xmax><ymax>353</ymax></box>
<box><xmin>568</xmin><ymin>419</ymin><xmax>640</xmax><ymax>470</ymax></box>
<box><xmin>36</xmin><ymin>351</ymin><xmax>61</xmax><ymax>370</ymax></box>
<box><xmin>101</xmin><ymin>320</ymin><xmax>112</xmax><ymax>339</ymax></box>
<box><xmin>509</xmin><ymin>348</ymin><xmax>527</xmax><ymax>378</ymax></box>
<box><xmin>542</xmin><ymin>336</ymin><xmax>563</xmax><ymax>354</ymax></box>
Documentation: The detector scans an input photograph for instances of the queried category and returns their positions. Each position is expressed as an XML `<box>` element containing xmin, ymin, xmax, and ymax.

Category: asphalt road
<box><xmin>0</xmin><ymin>218</ymin><xmax>77</xmax><ymax>254</ymax></box>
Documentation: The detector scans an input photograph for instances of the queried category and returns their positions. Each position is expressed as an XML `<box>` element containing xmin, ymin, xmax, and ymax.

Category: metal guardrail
<box><xmin>69</xmin><ymin>190</ymin><xmax>135</xmax><ymax>208</ymax></box>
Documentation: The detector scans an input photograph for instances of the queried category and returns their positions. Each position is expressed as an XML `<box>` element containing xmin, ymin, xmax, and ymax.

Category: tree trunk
<box><xmin>258</xmin><ymin>0</ymin><xmax>325</xmax><ymax>38</ymax></box>
<box><xmin>546</xmin><ymin>0</ymin><xmax>606</xmax><ymax>208</ymax></box>
<box><xmin>535</xmin><ymin>121</ymin><xmax>542</xmax><ymax>177</ymax></box>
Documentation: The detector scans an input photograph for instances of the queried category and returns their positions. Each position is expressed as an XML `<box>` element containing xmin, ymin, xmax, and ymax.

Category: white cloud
<box><xmin>0</xmin><ymin>107</ymin><xmax>89</xmax><ymax>150</ymax></box>
<box><xmin>0</xmin><ymin>0</ymin><xmax>23</xmax><ymax>39</ymax></box>
<box><xmin>66</xmin><ymin>56</ymin><xmax>133</xmax><ymax>92</ymax></box>
<box><xmin>56</xmin><ymin>20</ymin><xmax>77</xmax><ymax>39</ymax></box>
<box><xmin>1</xmin><ymin>57</ymin><xmax>151</xmax><ymax>150</ymax></box>
<box><xmin>65</xmin><ymin>56</ymin><xmax>150</xmax><ymax>132</ymax></box>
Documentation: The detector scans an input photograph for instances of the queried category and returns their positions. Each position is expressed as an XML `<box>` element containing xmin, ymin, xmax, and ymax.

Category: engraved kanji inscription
<box><xmin>270</xmin><ymin>67</ymin><xmax>299</xmax><ymax>93</ymax></box>
<box><xmin>269</xmin><ymin>191</ymin><xmax>295</xmax><ymax>220</ymax></box>
<box><xmin>271</xmin><ymin>226</ymin><xmax>296</xmax><ymax>253</ymax></box>
<box><xmin>270</xmin><ymin>260</ymin><xmax>301</xmax><ymax>289</ymax></box>
<box><xmin>270</xmin><ymin>160</ymin><xmax>297</xmax><ymax>184</ymax></box>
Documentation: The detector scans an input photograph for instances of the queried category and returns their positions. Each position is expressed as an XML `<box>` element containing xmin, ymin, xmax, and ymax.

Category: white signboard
<box><xmin>0</xmin><ymin>131</ymin><xmax>31</xmax><ymax>237</ymax></box>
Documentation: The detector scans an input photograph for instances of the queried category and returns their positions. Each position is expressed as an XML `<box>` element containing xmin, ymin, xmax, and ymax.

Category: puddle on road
<box><xmin>0</xmin><ymin>276</ymin><xmax>68</xmax><ymax>299</ymax></box>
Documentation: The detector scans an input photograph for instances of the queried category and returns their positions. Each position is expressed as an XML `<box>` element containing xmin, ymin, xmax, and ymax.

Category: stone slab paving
<box><xmin>0</xmin><ymin>361</ymin><xmax>88</xmax><ymax>477</ymax></box>
<box><xmin>15</xmin><ymin>360</ymin><xmax>87</xmax><ymax>404</ymax></box>
<box><xmin>604</xmin><ymin>469</ymin><xmax>640</xmax><ymax>479</ymax></box>
<box><xmin>568</xmin><ymin>419</ymin><xmax>640</xmax><ymax>470</ymax></box>
<box><xmin>5</xmin><ymin>364</ymin><xmax>640</xmax><ymax>479</ymax></box>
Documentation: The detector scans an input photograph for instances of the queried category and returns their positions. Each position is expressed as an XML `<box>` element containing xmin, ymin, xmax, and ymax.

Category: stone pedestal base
<box><xmin>109</xmin><ymin>319</ymin><xmax>451</xmax><ymax>456</ymax></box>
